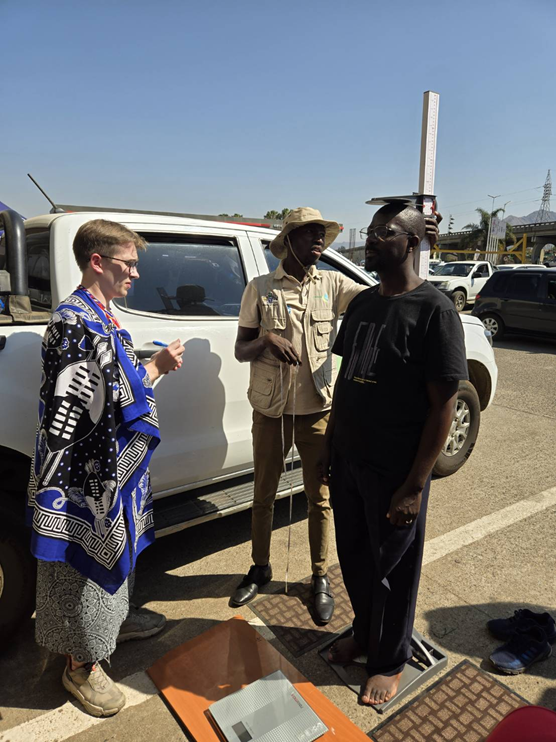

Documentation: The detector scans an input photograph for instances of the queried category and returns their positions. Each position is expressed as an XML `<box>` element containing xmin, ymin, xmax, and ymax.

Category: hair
<box><xmin>375</xmin><ymin>204</ymin><xmax>426</xmax><ymax>241</ymax></box>
<box><xmin>72</xmin><ymin>219</ymin><xmax>147</xmax><ymax>271</ymax></box>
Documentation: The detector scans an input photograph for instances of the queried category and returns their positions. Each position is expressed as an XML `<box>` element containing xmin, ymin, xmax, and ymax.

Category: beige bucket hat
<box><xmin>269</xmin><ymin>207</ymin><xmax>341</xmax><ymax>259</ymax></box>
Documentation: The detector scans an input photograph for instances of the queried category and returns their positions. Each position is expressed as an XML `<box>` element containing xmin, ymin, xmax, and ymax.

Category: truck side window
<box><xmin>262</xmin><ymin>242</ymin><xmax>366</xmax><ymax>284</ymax></box>
<box><xmin>27</xmin><ymin>229</ymin><xmax>51</xmax><ymax>310</ymax></box>
<box><xmin>546</xmin><ymin>278</ymin><xmax>556</xmax><ymax>301</ymax></box>
<box><xmin>114</xmin><ymin>233</ymin><xmax>246</xmax><ymax>317</ymax></box>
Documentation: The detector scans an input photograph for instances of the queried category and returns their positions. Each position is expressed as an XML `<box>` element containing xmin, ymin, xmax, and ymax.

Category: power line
<box><xmin>451</xmin><ymin>197</ymin><xmax>543</xmax><ymax>220</ymax></box>
<box><xmin>442</xmin><ymin>185</ymin><xmax>543</xmax><ymax>212</ymax></box>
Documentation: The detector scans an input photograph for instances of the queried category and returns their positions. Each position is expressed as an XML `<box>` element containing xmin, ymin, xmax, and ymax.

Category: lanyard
<box><xmin>279</xmin><ymin>363</ymin><xmax>298</xmax><ymax>594</ymax></box>
<box><xmin>77</xmin><ymin>285</ymin><xmax>122</xmax><ymax>329</ymax></box>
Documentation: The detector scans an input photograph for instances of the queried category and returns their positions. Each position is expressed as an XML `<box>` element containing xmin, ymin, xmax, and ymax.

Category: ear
<box><xmin>90</xmin><ymin>253</ymin><xmax>104</xmax><ymax>275</ymax></box>
<box><xmin>408</xmin><ymin>234</ymin><xmax>420</xmax><ymax>251</ymax></box>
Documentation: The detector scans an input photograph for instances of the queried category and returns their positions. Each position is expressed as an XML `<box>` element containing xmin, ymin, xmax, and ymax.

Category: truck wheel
<box><xmin>452</xmin><ymin>290</ymin><xmax>467</xmax><ymax>312</ymax></box>
<box><xmin>480</xmin><ymin>313</ymin><xmax>505</xmax><ymax>341</ymax></box>
<box><xmin>0</xmin><ymin>509</ymin><xmax>36</xmax><ymax>647</ymax></box>
<box><xmin>433</xmin><ymin>380</ymin><xmax>481</xmax><ymax>477</ymax></box>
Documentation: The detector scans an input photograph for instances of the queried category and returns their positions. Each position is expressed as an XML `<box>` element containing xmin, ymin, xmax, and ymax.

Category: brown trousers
<box><xmin>251</xmin><ymin>409</ymin><xmax>331</xmax><ymax>577</ymax></box>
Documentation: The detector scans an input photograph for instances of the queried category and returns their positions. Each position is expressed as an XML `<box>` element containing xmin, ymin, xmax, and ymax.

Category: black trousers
<box><xmin>330</xmin><ymin>450</ymin><xmax>430</xmax><ymax>676</ymax></box>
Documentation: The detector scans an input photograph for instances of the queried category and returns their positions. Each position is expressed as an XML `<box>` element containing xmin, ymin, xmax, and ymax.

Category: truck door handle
<box><xmin>135</xmin><ymin>345</ymin><xmax>159</xmax><ymax>360</ymax></box>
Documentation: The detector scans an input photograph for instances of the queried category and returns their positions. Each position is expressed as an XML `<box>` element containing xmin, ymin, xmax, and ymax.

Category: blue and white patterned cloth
<box><xmin>27</xmin><ymin>288</ymin><xmax>160</xmax><ymax>594</ymax></box>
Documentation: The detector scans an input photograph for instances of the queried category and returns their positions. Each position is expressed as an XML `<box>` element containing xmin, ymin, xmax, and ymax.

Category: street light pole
<box><xmin>485</xmin><ymin>193</ymin><xmax>501</xmax><ymax>264</ymax></box>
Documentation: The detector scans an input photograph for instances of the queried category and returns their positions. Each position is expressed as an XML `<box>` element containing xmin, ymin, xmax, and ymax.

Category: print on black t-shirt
<box><xmin>332</xmin><ymin>282</ymin><xmax>468</xmax><ymax>475</ymax></box>
<box><xmin>344</xmin><ymin>321</ymin><xmax>386</xmax><ymax>383</ymax></box>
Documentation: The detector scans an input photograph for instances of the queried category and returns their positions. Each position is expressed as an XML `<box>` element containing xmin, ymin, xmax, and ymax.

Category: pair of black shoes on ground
<box><xmin>230</xmin><ymin>564</ymin><xmax>335</xmax><ymax>625</ymax></box>
<box><xmin>487</xmin><ymin>609</ymin><xmax>555</xmax><ymax>674</ymax></box>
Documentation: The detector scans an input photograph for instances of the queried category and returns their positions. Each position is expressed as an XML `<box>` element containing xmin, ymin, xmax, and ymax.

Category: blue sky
<box><xmin>3</xmin><ymin>0</ymin><xmax>555</xmax><ymax>239</ymax></box>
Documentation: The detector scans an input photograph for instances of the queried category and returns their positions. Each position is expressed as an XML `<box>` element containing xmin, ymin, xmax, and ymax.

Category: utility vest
<box><xmin>247</xmin><ymin>269</ymin><xmax>340</xmax><ymax>418</ymax></box>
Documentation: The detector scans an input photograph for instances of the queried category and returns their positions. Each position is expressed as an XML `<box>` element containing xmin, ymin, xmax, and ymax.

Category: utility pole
<box><xmin>537</xmin><ymin>170</ymin><xmax>552</xmax><ymax>223</ymax></box>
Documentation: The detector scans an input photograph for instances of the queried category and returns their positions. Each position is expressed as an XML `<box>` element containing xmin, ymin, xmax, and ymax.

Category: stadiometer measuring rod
<box><xmin>366</xmin><ymin>90</ymin><xmax>440</xmax><ymax>280</ymax></box>
<box><xmin>417</xmin><ymin>90</ymin><xmax>440</xmax><ymax>279</ymax></box>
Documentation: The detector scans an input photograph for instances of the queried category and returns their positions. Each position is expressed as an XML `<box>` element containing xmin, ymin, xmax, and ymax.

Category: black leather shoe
<box><xmin>230</xmin><ymin>564</ymin><xmax>272</xmax><ymax>607</ymax></box>
<box><xmin>312</xmin><ymin>575</ymin><xmax>334</xmax><ymax>625</ymax></box>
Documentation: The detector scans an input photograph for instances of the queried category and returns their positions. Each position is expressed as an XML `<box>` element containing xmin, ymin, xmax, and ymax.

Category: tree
<box><xmin>459</xmin><ymin>207</ymin><xmax>515</xmax><ymax>255</ymax></box>
<box><xmin>219</xmin><ymin>213</ymin><xmax>243</xmax><ymax>218</ymax></box>
<box><xmin>264</xmin><ymin>208</ymin><xmax>291</xmax><ymax>220</ymax></box>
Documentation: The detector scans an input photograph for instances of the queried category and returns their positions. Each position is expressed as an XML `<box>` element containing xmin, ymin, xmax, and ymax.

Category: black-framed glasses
<box><xmin>359</xmin><ymin>226</ymin><xmax>414</xmax><ymax>242</ymax></box>
<box><xmin>98</xmin><ymin>254</ymin><xmax>139</xmax><ymax>270</ymax></box>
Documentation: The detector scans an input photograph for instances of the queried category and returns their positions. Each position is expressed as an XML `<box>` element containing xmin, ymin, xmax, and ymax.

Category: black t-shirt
<box><xmin>332</xmin><ymin>281</ymin><xmax>468</xmax><ymax>473</ymax></box>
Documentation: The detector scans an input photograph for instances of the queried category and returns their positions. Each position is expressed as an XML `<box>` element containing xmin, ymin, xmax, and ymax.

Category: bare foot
<box><xmin>361</xmin><ymin>672</ymin><xmax>402</xmax><ymax>705</ymax></box>
<box><xmin>327</xmin><ymin>635</ymin><xmax>362</xmax><ymax>664</ymax></box>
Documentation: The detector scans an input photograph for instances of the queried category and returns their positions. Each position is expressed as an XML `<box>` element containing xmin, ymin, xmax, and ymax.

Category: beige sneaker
<box><xmin>117</xmin><ymin>604</ymin><xmax>166</xmax><ymax>643</ymax></box>
<box><xmin>62</xmin><ymin>662</ymin><xmax>126</xmax><ymax>717</ymax></box>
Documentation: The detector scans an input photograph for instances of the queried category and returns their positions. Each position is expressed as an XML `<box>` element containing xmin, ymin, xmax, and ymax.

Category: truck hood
<box><xmin>460</xmin><ymin>313</ymin><xmax>486</xmax><ymax>329</ymax></box>
<box><xmin>428</xmin><ymin>276</ymin><xmax>457</xmax><ymax>286</ymax></box>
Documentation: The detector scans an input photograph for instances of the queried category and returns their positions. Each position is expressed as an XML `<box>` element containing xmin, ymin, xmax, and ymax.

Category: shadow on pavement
<box><xmin>539</xmin><ymin>686</ymin><xmax>556</xmax><ymax>711</ymax></box>
<box><xmin>0</xmin><ymin>495</ymin><xmax>310</xmax><ymax>715</ymax></box>
<box><xmin>423</xmin><ymin>601</ymin><xmax>556</xmax><ymax>683</ymax></box>
<box><xmin>0</xmin><ymin>616</ymin><xmax>220</xmax><ymax>713</ymax></box>
<box><xmin>136</xmin><ymin>493</ymin><xmax>309</xmax><ymax>584</ymax></box>
<box><xmin>495</xmin><ymin>336</ymin><xmax>556</xmax><ymax>354</ymax></box>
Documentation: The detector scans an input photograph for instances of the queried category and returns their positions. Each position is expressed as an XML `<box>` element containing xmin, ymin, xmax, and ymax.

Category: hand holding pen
<box><xmin>145</xmin><ymin>339</ymin><xmax>185</xmax><ymax>382</ymax></box>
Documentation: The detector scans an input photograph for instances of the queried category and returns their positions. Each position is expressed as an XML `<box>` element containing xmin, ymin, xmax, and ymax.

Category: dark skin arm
<box><xmin>387</xmin><ymin>380</ymin><xmax>458</xmax><ymax>526</ymax></box>
<box><xmin>316</xmin><ymin>369</ymin><xmax>340</xmax><ymax>485</ymax></box>
<box><xmin>235</xmin><ymin>325</ymin><xmax>302</xmax><ymax>365</ymax></box>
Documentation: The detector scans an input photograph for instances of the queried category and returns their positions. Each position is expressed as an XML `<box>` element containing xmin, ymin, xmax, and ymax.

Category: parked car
<box><xmin>472</xmin><ymin>268</ymin><xmax>556</xmax><ymax>340</ymax></box>
<box><xmin>0</xmin><ymin>207</ymin><xmax>498</xmax><ymax>642</ymax></box>
<box><xmin>428</xmin><ymin>260</ymin><xmax>495</xmax><ymax>312</ymax></box>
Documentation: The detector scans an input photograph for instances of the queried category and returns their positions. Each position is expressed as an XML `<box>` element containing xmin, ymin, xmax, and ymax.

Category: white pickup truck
<box><xmin>0</xmin><ymin>208</ymin><xmax>498</xmax><ymax>642</ymax></box>
<box><xmin>428</xmin><ymin>260</ymin><xmax>495</xmax><ymax>312</ymax></box>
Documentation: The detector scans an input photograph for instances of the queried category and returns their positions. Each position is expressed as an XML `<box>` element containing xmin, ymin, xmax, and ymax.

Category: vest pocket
<box><xmin>311</xmin><ymin>309</ymin><xmax>334</xmax><ymax>352</ymax></box>
<box><xmin>248</xmin><ymin>367</ymin><xmax>276</xmax><ymax>410</ymax></box>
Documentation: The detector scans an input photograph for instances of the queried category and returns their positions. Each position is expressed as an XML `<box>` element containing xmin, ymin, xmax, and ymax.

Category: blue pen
<box><xmin>153</xmin><ymin>340</ymin><xmax>168</xmax><ymax>347</ymax></box>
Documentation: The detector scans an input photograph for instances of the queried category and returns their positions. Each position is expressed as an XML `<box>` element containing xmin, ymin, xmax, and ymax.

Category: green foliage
<box><xmin>264</xmin><ymin>208</ymin><xmax>291</xmax><ymax>220</ymax></box>
<box><xmin>459</xmin><ymin>207</ymin><xmax>516</xmax><ymax>251</ymax></box>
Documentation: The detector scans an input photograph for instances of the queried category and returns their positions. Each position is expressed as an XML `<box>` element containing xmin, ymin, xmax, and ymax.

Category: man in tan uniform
<box><xmin>230</xmin><ymin>208</ymin><xmax>366</xmax><ymax>624</ymax></box>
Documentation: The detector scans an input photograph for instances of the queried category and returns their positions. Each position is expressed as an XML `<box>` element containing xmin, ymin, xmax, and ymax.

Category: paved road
<box><xmin>1</xmin><ymin>334</ymin><xmax>555</xmax><ymax>740</ymax></box>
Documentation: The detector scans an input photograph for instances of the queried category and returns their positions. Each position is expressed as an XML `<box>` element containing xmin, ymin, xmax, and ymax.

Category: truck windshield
<box><xmin>435</xmin><ymin>263</ymin><xmax>474</xmax><ymax>277</ymax></box>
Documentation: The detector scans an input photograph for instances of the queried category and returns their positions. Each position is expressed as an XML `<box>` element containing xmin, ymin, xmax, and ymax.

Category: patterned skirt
<box><xmin>35</xmin><ymin>560</ymin><xmax>134</xmax><ymax>663</ymax></box>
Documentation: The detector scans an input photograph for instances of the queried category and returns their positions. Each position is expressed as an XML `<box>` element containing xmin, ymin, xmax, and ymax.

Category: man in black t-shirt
<box><xmin>318</xmin><ymin>203</ymin><xmax>468</xmax><ymax>707</ymax></box>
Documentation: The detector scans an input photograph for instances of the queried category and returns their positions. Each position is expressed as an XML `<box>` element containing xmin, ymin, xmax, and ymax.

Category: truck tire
<box><xmin>452</xmin><ymin>290</ymin><xmax>467</xmax><ymax>313</ymax></box>
<box><xmin>480</xmin><ymin>313</ymin><xmax>505</xmax><ymax>341</ymax></box>
<box><xmin>433</xmin><ymin>380</ymin><xmax>481</xmax><ymax>477</ymax></box>
<box><xmin>0</xmin><ymin>509</ymin><xmax>36</xmax><ymax>648</ymax></box>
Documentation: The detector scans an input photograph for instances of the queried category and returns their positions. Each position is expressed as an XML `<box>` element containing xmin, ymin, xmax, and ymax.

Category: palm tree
<box><xmin>264</xmin><ymin>208</ymin><xmax>291</xmax><ymax>220</ymax></box>
<box><xmin>459</xmin><ymin>207</ymin><xmax>515</xmax><ymax>257</ymax></box>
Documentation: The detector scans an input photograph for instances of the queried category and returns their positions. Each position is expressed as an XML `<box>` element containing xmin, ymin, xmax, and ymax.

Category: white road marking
<box><xmin>0</xmin><ymin>671</ymin><xmax>157</xmax><ymax>742</ymax></box>
<box><xmin>423</xmin><ymin>485</ymin><xmax>556</xmax><ymax>565</ymax></box>
<box><xmin>4</xmin><ymin>485</ymin><xmax>556</xmax><ymax>740</ymax></box>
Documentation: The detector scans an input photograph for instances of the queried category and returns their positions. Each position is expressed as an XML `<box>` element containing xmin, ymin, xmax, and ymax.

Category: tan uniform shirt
<box><xmin>239</xmin><ymin>262</ymin><xmax>366</xmax><ymax>415</ymax></box>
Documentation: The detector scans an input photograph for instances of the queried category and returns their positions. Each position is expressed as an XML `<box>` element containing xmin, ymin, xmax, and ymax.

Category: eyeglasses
<box><xmin>98</xmin><ymin>254</ymin><xmax>139</xmax><ymax>270</ymax></box>
<box><xmin>359</xmin><ymin>226</ymin><xmax>414</xmax><ymax>241</ymax></box>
